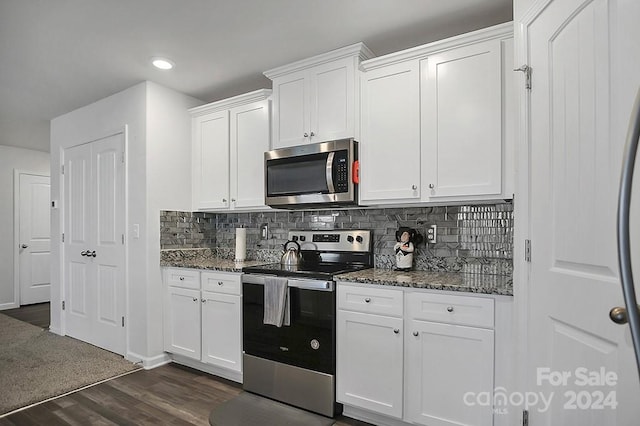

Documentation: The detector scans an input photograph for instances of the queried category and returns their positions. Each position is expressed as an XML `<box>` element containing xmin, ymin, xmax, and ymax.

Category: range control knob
<box><xmin>356</xmin><ymin>235</ymin><xmax>363</xmax><ymax>243</ymax></box>
<box><xmin>299</xmin><ymin>235</ymin><xmax>306</xmax><ymax>242</ymax></box>
<box><xmin>292</xmin><ymin>235</ymin><xmax>298</xmax><ymax>241</ymax></box>
<box><xmin>347</xmin><ymin>235</ymin><xmax>354</xmax><ymax>243</ymax></box>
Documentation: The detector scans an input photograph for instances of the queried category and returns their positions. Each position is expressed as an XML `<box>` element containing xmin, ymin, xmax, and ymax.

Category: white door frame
<box><xmin>12</xmin><ymin>170</ymin><xmax>51</xmax><ymax>309</ymax></box>
<box><xmin>59</xmin><ymin>126</ymin><xmax>129</xmax><ymax>356</ymax></box>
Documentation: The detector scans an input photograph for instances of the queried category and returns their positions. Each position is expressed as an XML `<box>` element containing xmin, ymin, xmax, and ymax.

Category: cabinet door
<box><xmin>164</xmin><ymin>286</ymin><xmax>201</xmax><ymax>359</ymax></box>
<box><xmin>406</xmin><ymin>320</ymin><xmax>494</xmax><ymax>426</ymax></box>
<box><xmin>201</xmin><ymin>291</ymin><xmax>242</xmax><ymax>372</ymax></box>
<box><xmin>193</xmin><ymin>110</ymin><xmax>230</xmax><ymax>209</ymax></box>
<box><xmin>359</xmin><ymin>60</ymin><xmax>421</xmax><ymax>204</ymax></box>
<box><xmin>230</xmin><ymin>99</ymin><xmax>271</xmax><ymax>209</ymax></box>
<box><xmin>337</xmin><ymin>310</ymin><xmax>403</xmax><ymax>419</ymax></box>
<box><xmin>310</xmin><ymin>57</ymin><xmax>355</xmax><ymax>143</ymax></box>
<box><xmin>422</xmin><ymin>39</ymin><xmax>502</xmax><ymax>199</ymax></box>
<box><xmin>271</xmin><ymin>70</ymin><xmax>309</xmax><ymax>149</ymax></box>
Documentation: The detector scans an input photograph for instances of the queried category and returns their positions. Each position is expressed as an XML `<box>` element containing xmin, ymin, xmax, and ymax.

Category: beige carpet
<box><xmin>0</xmin><ymin>313</ymin><xmax>140</xmax><ymax>415</ymax></box>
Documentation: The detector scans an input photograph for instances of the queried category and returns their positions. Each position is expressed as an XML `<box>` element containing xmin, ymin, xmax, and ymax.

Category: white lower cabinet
<box><xmin>163</xmin><ymin>268</ymin><xmax>242</xmax><ymax>381</ymax></box>
<box><xmin>337</xmin><ymin>310</ymin><xmax>404</xmax><ymax>418</ymax></box>
<box><xmin>337</xmin><ymin>283</ymin><xmax>497</xmax><ymax>426</ymax></box>
<box><xmin>406</xmin><ymin>321</ymin><xmax>494</xmax><ymax>426</ymax></box>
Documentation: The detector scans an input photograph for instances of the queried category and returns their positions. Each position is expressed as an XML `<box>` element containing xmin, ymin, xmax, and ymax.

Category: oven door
<box><xmin>242</xmin><ymin>275</ymin><xmax>336</xmax><ymax>375</ymax></box>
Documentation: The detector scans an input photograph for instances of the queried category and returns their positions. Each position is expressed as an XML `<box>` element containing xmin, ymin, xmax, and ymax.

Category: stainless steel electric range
<box><xmin>241</xmin><ymin>229</ymin><xmax>373</xmax><ymax>418</ymax></box>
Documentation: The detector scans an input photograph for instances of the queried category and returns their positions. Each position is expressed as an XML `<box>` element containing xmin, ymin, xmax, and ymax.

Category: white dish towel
<box><xmin>263</xmin><ymin>277</ymin><xmax>290</xmax><ymax>327</ymax></box>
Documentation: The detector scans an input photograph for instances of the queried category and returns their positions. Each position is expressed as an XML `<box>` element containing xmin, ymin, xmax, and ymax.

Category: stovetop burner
<box><xmin>242</xmin><ymin>229</ymin><xmax>373</xmax><ymax>280</ymax></box>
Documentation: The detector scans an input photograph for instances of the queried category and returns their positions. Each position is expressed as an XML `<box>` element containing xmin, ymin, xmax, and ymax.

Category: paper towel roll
<box><xmin>235</xmin><ymin>227</ymin><xmax>247</xmax><ymax>261</ymax></box>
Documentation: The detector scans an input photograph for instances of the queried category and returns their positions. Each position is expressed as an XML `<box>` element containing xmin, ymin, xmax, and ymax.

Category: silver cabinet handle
<box><xmin>21</xmin><ymin>244</ymin><xmax>28</xmax><ymax>249</ymax></box>
<box><xmin>364</xmin><ymin>298</ymin><xmax>371</xmax><ymax>303</ymax></box>
<box><xmin>447</xmin><ymin>306</ymin><xmax>454</xmax><ymax>313</ymax></box>
<box><xmin>393</xmin><ymin>329</ymin><xmax>400</xmax><ymax>334</ymax></box>
<box><xmin>413</xmin><ymin>331</ymin><xmax>419</xmax><ymax>337</ymax></box>
<box><xmin>303</xmin><ymin>132</ymin><xmax>309</xmax><ymax>138</ymax></box>
<box><xmin>81</xmin><ymin>250</ymin><xmax>88</xmax><ymax>256</ymax></box>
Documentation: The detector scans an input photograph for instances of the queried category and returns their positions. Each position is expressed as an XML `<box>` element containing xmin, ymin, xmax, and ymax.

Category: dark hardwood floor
<box><xmin>0</xmin><ymin>363</ymin><xmax>372</xmax><ymax>426</ymax></box>
<box><xmin>2</xmin><ymin>302</ymin><xmax>50</xmax><ymax>329</ymax></box>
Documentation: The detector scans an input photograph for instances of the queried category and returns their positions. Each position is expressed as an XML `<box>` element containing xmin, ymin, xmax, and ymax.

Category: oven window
<box><xmin>267</xmin><ymin>153</ymin><xmax>329</xmax><ymax>196</ymax></box>
<box><xmin>243</xmin><ymin>282</ymin><xmax>335</xmax><ymax>374</ymax></box>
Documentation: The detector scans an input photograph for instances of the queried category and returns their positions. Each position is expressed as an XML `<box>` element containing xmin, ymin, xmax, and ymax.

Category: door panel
<box><xmin>525</xmin><ymin>0</ymin><xmax>640</xmax><ymax>424</ymax></box>
<box><xmin>64</xmin><ymin>133</ymin><xmax>125</xmax><ymax>355</ymax></box>
<box><xmin>18</xmin><ymin>173</ymin><xmax>51</xmax><ymax>304</ymax></box>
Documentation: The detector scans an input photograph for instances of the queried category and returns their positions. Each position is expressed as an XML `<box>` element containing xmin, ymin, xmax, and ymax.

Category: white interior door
<box><xmin>64</xmin><ymin>133</ymin><xmax>125</xmax><ymax>355</ymax></box>
<box><xmin>525</xmin><ymin>0</ymin><xmax>640</xmax><ymax>424</ymax></box>
<box><xmin>18</xmin><ymin>173</ymin><xmax>51</xmax><ymax>305</ymax></box>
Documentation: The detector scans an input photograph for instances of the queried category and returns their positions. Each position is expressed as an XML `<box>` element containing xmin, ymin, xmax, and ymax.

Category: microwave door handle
<box><xmin>326</xmin><ymin>152</ymin><xmax>336</xmax><ymax>193</ymax></box>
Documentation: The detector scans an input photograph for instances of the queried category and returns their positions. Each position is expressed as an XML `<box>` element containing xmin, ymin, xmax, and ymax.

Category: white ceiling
<box><xmin>0</xmin><ymin>0</ymin><xmax>512</xmax><ymax>153</ymax></box>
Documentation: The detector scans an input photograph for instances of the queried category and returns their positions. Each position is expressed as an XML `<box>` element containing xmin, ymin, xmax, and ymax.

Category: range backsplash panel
<box><xmin>160</xmin><ymin>203</ymin><xmax>513</xmax><ymax>275</ymax></box>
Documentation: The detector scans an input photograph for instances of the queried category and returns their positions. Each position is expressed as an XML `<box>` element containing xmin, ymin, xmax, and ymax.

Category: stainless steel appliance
<box><xmin>241</xmin><ymin>229</ymin><xmax>373</xmax><ymax>417</ymax></box>
<box><xmin>264</xmin><ymin>138</ymin><xmax>359</xmax><ymax>208</ymax></box>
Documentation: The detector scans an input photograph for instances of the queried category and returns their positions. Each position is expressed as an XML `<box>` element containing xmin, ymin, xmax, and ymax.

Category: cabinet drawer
<box><xmin>338</xmin><ymin>285</ymin><xmax>403</xmax><ymax>317</ymax></box>
<box><xmin>202</xmin><ymin>272</ymin><xmax>241</xmax><ymax>295</ymax></box>
<box><xmin>165</xmin><ymin>268</ymin><xmax>200</xmax><ymax>290</ymax></box>
<box><xmin>407</xmin><ymin>292</ymin><xmax>494</xmax><ymax>329</ymax></box>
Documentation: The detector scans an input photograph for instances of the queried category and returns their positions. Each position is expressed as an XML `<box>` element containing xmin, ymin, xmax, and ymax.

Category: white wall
<box><xmin>144</xmin><ymin>81</ymin><xmax>201</xmax><ymax>361</ymax></box>
<box><xmin>50</xmin><ymin>81</ymin><xmax>200</xmax><ymax>366</ymax></box>
<box><xmin>0</xmin><ymin>146</ymin><xmax>50</xmax><ymax>309</ymax></box>
<box><xmin>50</xmin><ymin>82</ymin><xmax>147</xmax><ymax>354</ymax></box>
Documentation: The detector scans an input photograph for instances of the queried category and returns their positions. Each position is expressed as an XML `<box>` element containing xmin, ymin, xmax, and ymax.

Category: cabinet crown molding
<box><xmin>264</xmin><ymin>42</ymin><xmax>374</xmax><ymax>80</ymax></box>
<box><xmin>361</xmin><ymin>21</ymin><xmax>513</xmax><ymax>71</ymax></box>
<box><xmin>189</xmin><ymin>89</ymin><xmax>272</xmax><ymax>116</ymax></box>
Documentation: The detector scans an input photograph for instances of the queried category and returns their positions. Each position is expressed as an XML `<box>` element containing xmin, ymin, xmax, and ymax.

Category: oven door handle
<box><xmin>242</xmin><ymin>274</ymin><xmax>334</xmax><ymax>291</ymax></box>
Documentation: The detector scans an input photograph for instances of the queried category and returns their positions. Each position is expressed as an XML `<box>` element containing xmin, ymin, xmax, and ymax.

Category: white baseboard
<box><xmin>170</xmin><ymin>354</ymin><xmax>243</xmax><ymax>383</ymax></box>
<box><xmin>342</xmin><ymin>405</ymin><xmax>410</xmax><ymax>426</ymax></box>
<box><xmin>0</xmin><ymin>302</ymin><xmax>19</xmax><ymax>311</ymax></box>
<box><xmin>49</xmin><ymin>326</ymin><xmax>62</xmax><ymax>335</ymax></box>
<box><xmin>126</xmin><ymin>351</ymin><xmax>171</xmax><ymax>370</ymax></box>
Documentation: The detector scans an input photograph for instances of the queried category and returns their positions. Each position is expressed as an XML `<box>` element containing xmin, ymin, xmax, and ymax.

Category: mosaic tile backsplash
<box><xmin>160</xmin><ymin>203</ymin><xmax>513</xmax><ymax>275</ymax></box>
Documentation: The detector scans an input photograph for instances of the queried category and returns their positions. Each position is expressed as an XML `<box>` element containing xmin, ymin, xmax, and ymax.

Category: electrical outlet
<box><xmin>426</xmin><ymin>224</ymin><xmax>437</xmax><ymax>244</ymax></box>
<box><xmin>259</xmin><ymin>223</ymin><xmax>268</xmax><ymax>240</ymax></box>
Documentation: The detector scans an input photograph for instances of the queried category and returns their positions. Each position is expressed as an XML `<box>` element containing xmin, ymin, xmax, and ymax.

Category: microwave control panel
<box><xmin>335</xmin><ymin>150</ymin><xmax>349</xmax><ymax>192</ymax></box>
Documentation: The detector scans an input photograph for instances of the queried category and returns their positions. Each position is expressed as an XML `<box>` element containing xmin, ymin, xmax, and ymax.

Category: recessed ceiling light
<box><xmin>151</xmin><ymin>57</ymin><xmax>174</xmax><ymax>70</ymax></box>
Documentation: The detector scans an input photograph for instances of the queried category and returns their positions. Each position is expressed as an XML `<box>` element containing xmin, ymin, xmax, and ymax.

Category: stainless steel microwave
<box><xmin>264</xmin><ymin>138</ymin><xmax>359</xmax><ymax>208</ymax></box>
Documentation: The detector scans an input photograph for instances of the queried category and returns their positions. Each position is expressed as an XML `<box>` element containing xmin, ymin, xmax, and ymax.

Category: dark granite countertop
<box><xmin>160</xmin><ymin>248</ymin><xmax>270</xmax><ymax>273</ymax></box>
<box><xmin>335</xmin><ymin>268</ymin><xmax>513</xmax><ymax>296</ymax></box>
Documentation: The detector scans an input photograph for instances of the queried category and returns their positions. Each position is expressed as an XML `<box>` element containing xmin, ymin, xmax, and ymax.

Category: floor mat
<box><xmin>209</xmin><ymin>392</ymin><xmax>336</xmax><ymax>426</ymax></box>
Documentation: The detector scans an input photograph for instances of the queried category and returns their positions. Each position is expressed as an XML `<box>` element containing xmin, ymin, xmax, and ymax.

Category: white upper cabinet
<box><xmin>421</xmin><ymin>39</ymin><xmax>502</xmax><ymax>199</ymax></box>
<box><xmin>359</xmin><ymin>60</ymin><xmax>421</xmax><ymax>204</ymax></box>
<box><xmin>265</xmin><ymin>43</ymin><xmax>374</xmax><ymax>149</ymax></box>
<box><xmin>359</xmin><ymin>23</ymin><xmax>514</xmax><ymax>206</ymax></box>
<box><xmin>191</xmin><ymin>89</ymin><xmax>271</xmax><ymax>211</ymax></box>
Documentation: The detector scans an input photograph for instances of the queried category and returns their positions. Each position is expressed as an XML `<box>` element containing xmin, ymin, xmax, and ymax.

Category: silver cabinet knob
<box><xmin>218</xmin><ymin>281</ymin><xmax>224</xmax><ymax>286</ymax></box>
<box><xmin>303</xmin><ymin>133</ymin><xmax>309</xmax><ymax>138</ymax></box>
<box><xmin>201</xmin><ymin>299</ymin><xmax>206</xmax><ymax>303</ymax></box>
<box><xmin>364</xmin><ymin>298</ymin><xmax>371</xmax><ymax>303</ymax></box>
<box><xmin>21</xmin><ymin>244</ymin><xmax>28</xmax><ymax>249</ymax></box>
<box><xmin>192</xmin><ymin>297</ymin><xmax>198</xmax><ymax>302</ymax></box>
<box><xmin>413</xmin><ymin>331</ymin><xmax>419</xmax><ymax>337</ymax></box>
<box><xmin>222</xmin><ymin>198</ymin><xmax>227</xmax><ymax>203</ymax></box>
<box><xmin>447</xmin><ymin>306</ymin><xmax>454</xmax><ymax>313</ymax></box>
<box><xmin>412</xmin><ymin>184</ymin><xmax>417</xmax><ymax>190</ymax></box>
<box><xmin>179</xmin><ymin>276</ymin><xmax>185</xmax><ymax>281</ymax></box>
<box><xmin>231</xmin><ymin>198</ymin><xmax>236</xmax><ymax>202</ymax></box>
<box><xmin>90</xmin><ymin>251</ymin><xmax>96</xmax><ymax>257</ymax></box>
<box><xmin>310</xmin><ymin>131</ymin><xmax>315</xmax><ymax>137</ymax></box>
<box><xmin>429</xmin><ymin>183</ymin><xmax>435</xmax><ymax>189</ymax></box>
<box><xmin>393</xmin><ymin>329</ymin><xmax>400</xmax><ymax>334</ymax></box>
